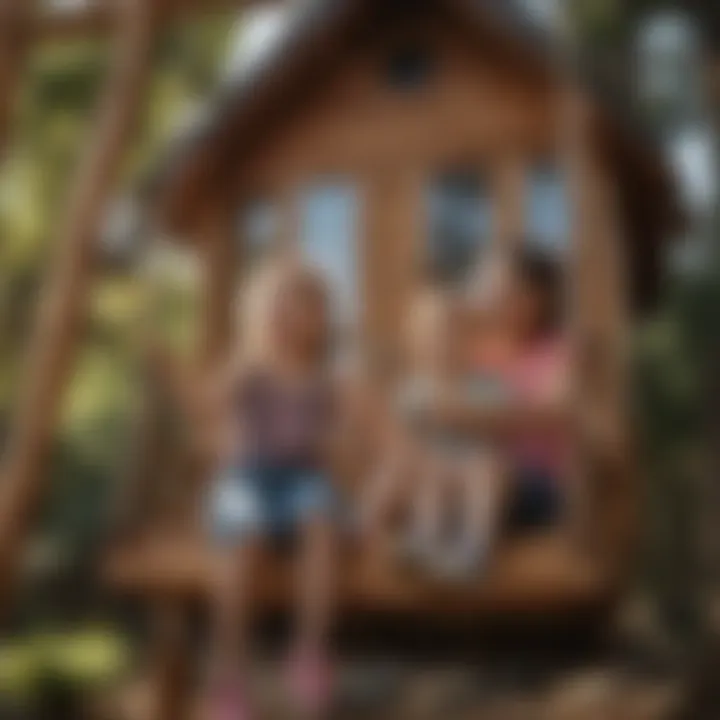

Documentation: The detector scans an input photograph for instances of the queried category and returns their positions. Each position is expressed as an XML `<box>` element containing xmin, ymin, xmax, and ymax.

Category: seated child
<box><xmin>388</xmin><ymin>249</ymin><xmax>572</xmax><ymax>539</ymax></box>
<box><xmin>502</xmin><ymin>248</ymin><xmax>570</xmax><ymax>530</ymax></box>
<box><xmin>362</xmin><ymin>286</ymin><xmax>503</xmax><ymax>579</ymax></box>
<box><xmin>156</xmin><ymin>258</ymin><xmax>341</xmax><ymax>720</ymax></box>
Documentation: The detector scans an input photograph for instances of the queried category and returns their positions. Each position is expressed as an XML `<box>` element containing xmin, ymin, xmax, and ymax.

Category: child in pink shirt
<box><xmin>503</xmin><ymin>248</ymin><xmax>570</xmax><ymax>529</ymax></box>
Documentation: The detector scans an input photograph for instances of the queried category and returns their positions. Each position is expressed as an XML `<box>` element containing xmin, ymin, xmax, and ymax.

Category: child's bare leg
<box><xmin>407</xmin><ymin>456</ymin><xmax>445</xmax><ymax>554</ymax></box>
<box><xmin>294</xmin><ymin>516</ymin><xmax>336</xmax><ymax>655</ymax></box>
<box><xmin>455</xmin><ymin>451</ymin><xmax>504</xmax><ymax>567</ymax></box>
<box><xmin>360</xmin><ymin>451</ymin><xmax>407</xmax><ymax>537</ymax></box>
<box><xmin>207</xmin><ymin>539</ymin><xmax>262</xmax><ymax>682</ymax></box>
<box><xmin>289</xmin><ymin>516</ymin><xmax>336</xmax><ymax>713</ymax></box>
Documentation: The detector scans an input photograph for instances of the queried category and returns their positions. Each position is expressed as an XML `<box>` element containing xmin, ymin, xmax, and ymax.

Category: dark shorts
<box><xmin>207</xmin><ymin>464</ymin><xmax>336</xmax><ymax>545</ymax></box>
<box><xmin>506</xmin><ymin>467</ymin><xmax>563</xmax><ymax>531</ymax></box>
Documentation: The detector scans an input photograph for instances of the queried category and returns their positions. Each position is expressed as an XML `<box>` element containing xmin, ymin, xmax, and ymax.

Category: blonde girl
<box><xmin>161</xmin><ymin>258</ymin><xmax>339</xmax><ymax>719</ymax></box>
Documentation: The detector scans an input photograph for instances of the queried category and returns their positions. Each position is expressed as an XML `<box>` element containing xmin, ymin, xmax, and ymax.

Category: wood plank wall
<box><xmin>200</xmin><ymin>12</ymin><xmax>633</xmax><ymax>569</ymax></box>
<box><xmin>229</xmin><ymin>21</ymin><xmax>559</xmax><ymax>367</ymax></box>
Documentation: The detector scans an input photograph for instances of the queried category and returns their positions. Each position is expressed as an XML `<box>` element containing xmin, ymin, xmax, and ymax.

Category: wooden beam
<box><xmin>563</xmin><ymin>82</ymin><xmax>636</xmax><ymax>580</ymax></box>
<box><xmin>0</xmin><ymin>0</ymin><xmax>158</xmax><ymax>617</ymax></box>
<box><xmin>106</xmin><ymin>531</ymin><xmax>612</xmax><ymax>615</ymax></box>
<box><xmin>493</xmin><ymin>152</ymin><xmax>525</xmax><ymax>257</ymax></box>
<box><xmin>0</xmin><ymin>0</ymin><xmax>36</xmax><ymax>159</ymax></box>
<box><xmin>148</xmin><ymin>204</ymin><xmax>237</xmax><ymax>720</ymax></box>
<box><xmin>363</xmin><ymin>168</ymin><xmax>422</xmax><ymax>376</ymax></box>
<box><xmin>150</xmin><ymin>603</ymin><xmax>194</xmax><ymax>720</ymax></box>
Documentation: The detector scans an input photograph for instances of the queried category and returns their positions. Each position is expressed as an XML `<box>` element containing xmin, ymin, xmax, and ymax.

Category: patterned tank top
<box><xmin>236</xmin><ymin>369</ymin><xmax>334</xmax><ymax>471</ymax></box>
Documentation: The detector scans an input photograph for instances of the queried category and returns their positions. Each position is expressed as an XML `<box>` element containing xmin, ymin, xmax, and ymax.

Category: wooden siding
<box><xmin>228</xmin><ymin>17</ymin><xmax>571</xmax><ymax>365</ymax></box>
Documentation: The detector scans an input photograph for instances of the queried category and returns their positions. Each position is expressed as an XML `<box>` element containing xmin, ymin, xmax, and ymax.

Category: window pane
<box><xmin>300</xmin><ymin>183</ymin><xmax>360</xmax><ymax>327</ymax></box>
<box><xmin>428</xmin><ymin>170</ymin><xmax>492</xmax><ymax>284</ymax></box>
<box><xmin>527</xmin><ymin>164</ymin><xmax>570</xmax><ymax>253</ymax></box>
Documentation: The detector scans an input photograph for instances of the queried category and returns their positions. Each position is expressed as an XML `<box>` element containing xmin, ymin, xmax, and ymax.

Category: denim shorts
<box><xmin>506</xmin><ymin>466</ymin><xmax>563</xmax><ymax>531</ymax></box>
<box><xmin>207</xmin><ymin>464</ymin><xmax>336</xmax><ymax>545</ymax></box>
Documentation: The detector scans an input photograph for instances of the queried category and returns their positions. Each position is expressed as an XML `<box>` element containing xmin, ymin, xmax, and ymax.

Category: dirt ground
<box><xmin>104</xmin><ymin>603</ymin><xmax>720</xmax><ymax>720</ymax></box>
<box><xmin>109</xmin><ymin>655</ymin><xmax>687</xmax><ymax>720</ymax></box>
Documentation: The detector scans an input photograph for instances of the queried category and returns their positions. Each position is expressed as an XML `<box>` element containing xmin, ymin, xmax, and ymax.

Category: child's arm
<box><xmin>345</xmin><ymin>377</ymin><xmax>418</xmax><ymax>533</ymax></box>
<box><xmin>333</xmin><ymin>371</ymin><xmax>410</xmax><ymax>472</ymax></box>
<box><xmin>194</xmin><ymin>359</ymin><xmax>252</xmax><ymax>463</ymax></box>
<box><xmin>428</xmin><ymin>383</ymin><xmax>572</xmax><ymax>439</ymax></box>
<box><xmin>359</xmin><ymin>441</ymin><xmax>411</xmax><ymax>535</ymax></box>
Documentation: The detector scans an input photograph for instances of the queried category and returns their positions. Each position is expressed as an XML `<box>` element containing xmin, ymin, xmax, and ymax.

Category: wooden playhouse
<box><xmin>106</xmin><ymin>0</ymin><xmax>680</xmax><ymax>620</ymax></box>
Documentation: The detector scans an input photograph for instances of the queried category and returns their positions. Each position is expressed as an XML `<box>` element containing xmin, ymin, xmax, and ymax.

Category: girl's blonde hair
<box><xmin>235</xmin><ymin>255</ymin><xmax>330</xmax><ymax>367</ymax></box>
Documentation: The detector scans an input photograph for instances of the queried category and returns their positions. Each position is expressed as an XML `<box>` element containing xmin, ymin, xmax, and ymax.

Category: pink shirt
<box><xmin>508</xmin><ymin>338</ymin><xmax>569</xmax><ymax>477</ymax></box>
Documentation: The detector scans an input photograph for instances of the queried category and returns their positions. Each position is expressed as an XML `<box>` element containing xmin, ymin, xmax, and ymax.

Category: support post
<box><xmin>494</xmin><ymin>153</ymin><xmax>525</xmax><ymax>258</ymax></box>
<box><xmin>0</xmin><ymin>0</ymin><xmax>157</xmax><ymax>616</ymax></box>
<box><xmin>149</xmin><ymin>603</ymin><xmax>195</xmax><ymax>720</ymax></box>
<box><xmin>364</xmin><ymin>168</ymin><xmax>422</xmax><ymax>377</ymax></box>
<box><xmin>563</xmin><ymin>85</ymin><xmax>632</xmax><ymax>571</ymax></box>
<box><xmin>0</xmin><ymin>0</ymin><xmax>35</xmax><ymax>160</ymax></box>
<box><xmin>149</xmin><ymin>202</ymin><xmax>237</xmax><ymax>720</ymax></box>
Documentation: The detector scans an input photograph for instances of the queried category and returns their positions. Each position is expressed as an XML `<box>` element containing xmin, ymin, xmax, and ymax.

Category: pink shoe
<box><xmin>286</xmin><ymin>648</ymin><xmax>334</xmax><ymax>717</ymax></box>
<box><xmin>207</xmin><ymin>678</ymin><xmax>253</xmax><ymax>720</ymax></box>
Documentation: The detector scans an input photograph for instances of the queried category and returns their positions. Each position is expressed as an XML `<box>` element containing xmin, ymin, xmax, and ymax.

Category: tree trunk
<box><xmin>149</xmin><ymin>603</ymin><xmax>195</xmax><ymax>720</ymax></box>
<box><xmin>0</xmin><ymin>0</ymin><xmax>157</xmax><ymax>616</ymax></box>
<box><xmin>148</xmin><ymin>204</ymin><xmax>237</xmax><ymax>720</ymax></box>
<box><xmin>706</xmin><ymin>54</ymin><xmax>720</xmax><ymax>629</ymax></box>
<box><xmin>0</xmin><ymin>0</ymin><xmax>35</xmax><ymax>160</ymax></box>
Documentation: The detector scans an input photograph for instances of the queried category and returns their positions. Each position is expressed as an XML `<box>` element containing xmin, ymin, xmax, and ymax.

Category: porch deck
<box><xmin>106</xmin><ymin>529</ymin><xmax>612</xmax><ymax>617</ymax></box>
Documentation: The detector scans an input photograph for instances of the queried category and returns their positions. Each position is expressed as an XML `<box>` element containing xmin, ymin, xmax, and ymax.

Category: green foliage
<box><xmin>570</xmin><ymin>0</ymin><xmax>624</xmax><ymax>42</ymax></box>
<box><xmin>0</xmin><ymin>15</ymin><xmax>234</xmax><ymax>559</ymax></box>
<box><xmin>0</xmin><ymin>627</ymin><xmax>130</xmax><ymax>705</ymax></box>
<box><xmin>634</xmin><ymin>261</ymin><xmax>718</xmax><ymax>639</ymax></box>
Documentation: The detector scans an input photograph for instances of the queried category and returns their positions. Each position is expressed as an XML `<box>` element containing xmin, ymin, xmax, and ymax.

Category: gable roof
<box><xmin>147</xmin><ymin>0</ymin><xmax>360</xmax><ymax>217</ymax></box>
<box><xmin>145</xmin><ymin>0</ymin><xmax>681</xmax><ymax>310</ymax></box>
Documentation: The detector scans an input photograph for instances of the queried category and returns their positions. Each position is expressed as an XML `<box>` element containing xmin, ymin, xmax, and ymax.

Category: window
<box><xmin>526</xmin><ymin>164</ymin><xmax>570</xmax><ymax>254</ymax></box>
<box><xmin>238</xmin><ymin>198</ymin><xmax>281</xmax><ymax>266</ymax></box>
<box><xmin>427</xmin><ymin>170</ymin><xmax>493</xmax><ymax>285</ymax></box>
<box><xmin>300</xmin><ymin>183</ymin><xmax>360</xmax><ymax>327</ymax></box>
